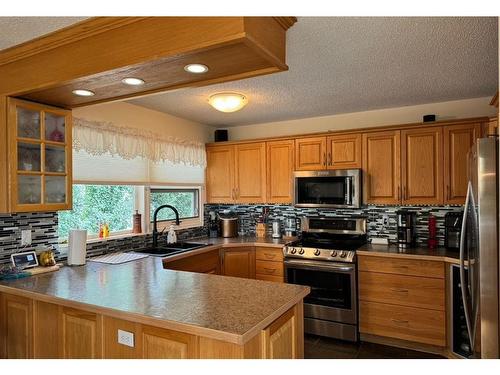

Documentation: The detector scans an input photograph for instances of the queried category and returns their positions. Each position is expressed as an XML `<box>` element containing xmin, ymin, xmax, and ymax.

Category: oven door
<box><xmin>284</xmin><ymin>259</ymin><xmax>357</xmax><ymax>325</ymax></box>
<box><xmin>293</xmin><ymin>169</ymin><xmax>361</xmax><ymax>208</ymax></box>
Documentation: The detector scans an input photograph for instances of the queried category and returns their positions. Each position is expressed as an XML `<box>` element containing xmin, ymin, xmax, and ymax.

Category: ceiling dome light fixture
<box><xmin>121</xmin><ymin>77</ymin><xmax>145</xmax><ymax>86</ymax></box>
<box><xmin>72</xmin><ymin>89</ymin><xmax>95</xmax><ymax>97</ymax></box>
<box><xmin>208</xmin><ymin>92</ymin><xmax>248</xmax><ymax>113</ymax></box>
<box><xmin>184</xmin><ymin>64</ymin><xmax>209</xmax><ymax>74</ymax></box>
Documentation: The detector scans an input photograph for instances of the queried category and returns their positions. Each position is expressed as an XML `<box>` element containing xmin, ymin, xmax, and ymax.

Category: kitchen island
<box><xmin>0</xmin><ymin>256</ymin><xmax>309</xmax><ymax>359</ymax></box>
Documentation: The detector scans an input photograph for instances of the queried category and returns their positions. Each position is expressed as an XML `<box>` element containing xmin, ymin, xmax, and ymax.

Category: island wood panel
<box><xmin>266</xmin><ymin>139</ymin><xmax>294</xmax><ymax>203</ymax></box>
<box><xmin>234</xmin><ymin>142</ymin><xmax>267</xmax><ymax>203</ymax></box>
<box><xmin>103</xmin><ymin>316</ymin><xmax>142</xmax><ymax>359</ymax></box>
<box><xmin>294</xmin><ymin>136</ymin><xmax>326</xmax><ymax>170</ymax></box>
<box><xmin>0</xmin><ymin>293</ymin><xmax>33</xmax><ymax>359</ymax></box>
<box><xmin>358</xmin><ymin>255</ymin><xmax>445</xmax><ymax>279</ymax></box>
<box><xmin>401</xmin><ymin>127</ymin><xmax>443</xmax><ymax>205</ymax></box>
<box><xmin>358</xmin><ymin>271</ymin><xmax>445</xmax><ymax>311</ymax></box>
<box><xmin>326</xmin><ymin>133</ymin><xmax>361</xmax><ymax>169</ymax></box>
<box><xmin>221</xmin><ymin>247</ymin><xmax>256</xmax><ymax>279</ymax></box>
<box><xmin>359</xmin><ymin>301</ymin><xmax>446</xmax><ymax>347</ymax></box>
<box><xmin>443</xmin><ymin>123</ymin><xmax>481</xmax><ymax>204</ymax></box>
<box><xmin>142</xmin><ymin>325</ymin><xmax>199</xmax><ymax>359</ymax></box>
<box><xmin>163</xmin><ymin>249</ymin><xmax>220</xmax><ymax>274</ymax></box>
<box><xmin>60</xmin><ymin>307</ymin><xmax>102</xmax><ymax>359</ymax></box>
<box><xmin>362</xmin><ymin>130</ymin><xmax>401</xmax><ymax>204</ymax></box>
<box><xmin>33</xmin><ymin>300</ymin><xmax>60</xmax><ymax>358</ymax></box>
<box><xmin>262</xmin><ymin>306</ymin><xmax>299</xmax><ymax>359</ymax></box>
<box><xmin>206</xmin><ymin>145</ymin><xmax>235</xmax><ymax>203</ymax></box>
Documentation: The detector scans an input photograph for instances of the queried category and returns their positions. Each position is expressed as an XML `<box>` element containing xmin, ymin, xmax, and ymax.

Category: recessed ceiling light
<box><xmin>184</xmin><ymin>64</ymin><xmax>209</xmax><ymax>74</ymax></box>
<box><xmin>121</xmin><ymin>77</ymin><xmax>145</xmax><ymax>86</ymax></box>
<box><xmin>208</xmin><ymin>92</ymin><xmax>248</xmax><ymax>113</ymax></box>
<box><xmin>72</xmin><ymin>89</ymin><xmax>95</xmax><ymax>97</ymax></box>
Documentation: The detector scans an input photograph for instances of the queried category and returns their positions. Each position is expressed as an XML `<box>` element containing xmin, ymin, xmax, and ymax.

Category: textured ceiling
<box><xmin>129</xmin><ymin>17</ymin><xmax>499</xmax><ymax>127</ymax></box>
<box><xmin>0</xmin><ymin>17</ymin><xmax>88</xmax><ymax>50</ymax></box>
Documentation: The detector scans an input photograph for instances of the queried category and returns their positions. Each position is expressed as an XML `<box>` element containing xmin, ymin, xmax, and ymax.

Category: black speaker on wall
<box><xmin>423</xmin><ymin>114</ymin><xmax>436</xmax><ymax>122</ymax></box>
<box><xmin>214</xmin><ymin>129</ymin><xmax>228</xmax><ymax>142</ymax></box>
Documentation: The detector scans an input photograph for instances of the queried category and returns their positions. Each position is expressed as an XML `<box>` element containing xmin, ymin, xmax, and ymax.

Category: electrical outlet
<box><xmin>117</xmin><ymin>329</ymin><xmax>134</xmax><ymax>347</ymax></box>
<box><xmin>382</xmin><ymin>214</ymin><xmax>389</xmax><ymax>226</ymax></box>
<box><xmin>21</xmin><ymin>230</ymin><xmax>32</xmax><ymax>246</ymax></box>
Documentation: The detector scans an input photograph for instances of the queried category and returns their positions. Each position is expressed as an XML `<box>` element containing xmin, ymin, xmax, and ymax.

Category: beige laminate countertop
<box><xmin>0</xmin><ymin>255</ymin><xmax>308</xmax><ymax>345</ymax></box>
<box><xmin>357</xmin><ymin>243</ymin><xmax>461</xmax><ymax>264</ymax></box>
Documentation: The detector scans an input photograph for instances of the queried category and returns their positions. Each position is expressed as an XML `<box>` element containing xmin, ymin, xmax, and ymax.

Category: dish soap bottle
<box><xmin>167</xmin><ymin>225</ymin><xmax>177</xmax><ymax>244</ymax></box>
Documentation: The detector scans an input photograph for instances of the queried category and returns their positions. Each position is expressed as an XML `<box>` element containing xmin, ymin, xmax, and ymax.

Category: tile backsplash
<box><xmin>0</xmin><ymin>204</ymin><xmax>463</xmax><ymax>264</ymax></box>
<box><xmin>204</xmin><ymin>204</ymin><xmax>464</xmax><ymax>246</ymax></box>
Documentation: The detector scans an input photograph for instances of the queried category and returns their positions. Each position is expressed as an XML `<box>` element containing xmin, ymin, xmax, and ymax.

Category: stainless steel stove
<box><xmin>284</xmin><ymin>216</ymin><xmax>367</xmax><ymax>342</ymax></box>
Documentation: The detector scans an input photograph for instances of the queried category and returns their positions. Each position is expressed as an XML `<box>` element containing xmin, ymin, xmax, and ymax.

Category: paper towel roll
<box><xmin>68</xmin><ymin>229</ymin><xmax>87</xmax><ymax>266</ymax></box>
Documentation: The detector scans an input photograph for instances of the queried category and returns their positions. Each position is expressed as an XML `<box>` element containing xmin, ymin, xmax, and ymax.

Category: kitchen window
<box><xmin>147</xmin><ymin>187</ymin><xmax>202</xmax><ymax>230</ymax></box>
<box><xmin>58</xmin><ymin>184</ymin><xmax>137</xmax><ymax>239</ymax></box>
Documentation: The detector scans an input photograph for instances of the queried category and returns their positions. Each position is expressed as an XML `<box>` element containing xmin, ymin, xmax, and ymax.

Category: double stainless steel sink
<box><xmin>134</xmin><ymin>241</ymin><xmax>208</xmax><ymax>257</ymax></box>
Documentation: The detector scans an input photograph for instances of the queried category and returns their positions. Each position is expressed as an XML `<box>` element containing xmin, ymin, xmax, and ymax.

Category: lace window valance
<box><xmin>72</xmin><ymin>117</ymin><xmax>207</xmax><ymax>167</ymax></box>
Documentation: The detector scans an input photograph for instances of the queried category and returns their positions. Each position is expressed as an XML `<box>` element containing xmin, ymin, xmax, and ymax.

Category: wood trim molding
<box><xmin>205</xmin><ymin>116</ymin><xmax>490</xmax><ymax>147</ymax></box>
<box><xmin>272</xmin><ymin>17</ymin><xmax>298</xmax><ymax>30</ymax></box>
<box><xmin>0</xmin><ymin>17</ymin><xmax>146</xmax><ymax>66</ymax></box>
<box><xmin>490</xmin><ymin>91</ymin><xmax>499</xmax><ymax>108</ymax></box>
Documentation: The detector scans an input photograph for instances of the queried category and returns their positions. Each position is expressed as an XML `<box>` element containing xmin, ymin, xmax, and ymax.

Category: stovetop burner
<box><xmin>284</xmin><ymin>216</ymin><xmax>367</xmax><ymax>263</ymax></box>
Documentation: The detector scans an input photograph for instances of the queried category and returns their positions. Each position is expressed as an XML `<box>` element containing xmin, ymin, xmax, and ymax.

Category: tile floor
<box><xmin>304</xmin><ymin>334</ymin><xmax>444</xmax><ymax>359</ymax></box>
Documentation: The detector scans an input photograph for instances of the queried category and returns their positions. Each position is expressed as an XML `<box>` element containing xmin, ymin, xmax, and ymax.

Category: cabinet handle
<box><xmin>264</xmin><ymin>268</ymin><xmax>276</xmax><ymax>274</ymax></box>
<box><xmin>397</xmin><ymin>186</ymin><xmax>401</xmax><ymax>200</ymax></box>
<box><xmin>264</xmin><ymin>253</ymin><xmax>276</xmax><ymax>259</ymax></box>
<box><xmin>323</xmin><ymin>152</ymin><xmax>326</xmax><ymax>166</ymax></box>
<box><xmin>403</xmin><ymin>186</ymin><xmax>407</xmax><ymax>201</ymax></box>
<box><xmin>328</xmin><ymin>153</ymin><xmax>332</xmax><ymax>166</ymax></box>
<box><xmin>446</xmin><ymin>185</ymin><xmax>450</xmax><ymax>201</ymax></box>
<box><xmin>391</xmin><ymin>318</ymin><xmax>409</xmax><ymax>325</ymax></box>
<box><xmin>231</xmin><ymin>189</ymin><xmax>235</xmax><ymax>200</ymax></box>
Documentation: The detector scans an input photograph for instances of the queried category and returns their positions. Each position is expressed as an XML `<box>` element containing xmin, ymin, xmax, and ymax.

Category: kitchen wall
<box><xmin>73</xmin><ymin>101</ymin><xmax>215</xmax><ymax>143</ymax></box>
<box><xmin>204</xmin><ymin>204</ymin><xmax>463</xmax><ymax>247</ymax></box>
<box><xmin>226</xmin><ymin>97</ymin><xmax>496</xmax><ymax>141</ymax></box>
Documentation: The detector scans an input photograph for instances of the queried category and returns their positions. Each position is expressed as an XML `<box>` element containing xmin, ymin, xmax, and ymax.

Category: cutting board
<box><xmin>27</xmin><ymin>264</ymin><xmax>60</xmax><ymax>275</ymax></box>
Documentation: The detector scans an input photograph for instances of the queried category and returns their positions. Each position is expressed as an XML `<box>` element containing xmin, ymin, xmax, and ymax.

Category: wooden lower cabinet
<box><xmin>0</xmin><ymin>293</ymin><xmax>33</xmax><ymax>359</ymax></box>
<box><xmin>0</xmin><ymin>292</ymin><xmax>303</xmax><ymax>359</ymax></box>
<box><xmin>164</xmin><ymin>249</ymin><xmax>220</xmax><ymax>274</ymax></box>
<box><xmin>221</xmin><ymin>247</ymin><xmax>256</xmax><ymax>279</ymax></box>
<box><xmin>358</xmin><ymin>255</ymin><xmax>446</xmax><ymax>347</ymax></box>
<box><xmin>255</xmin><ymin>246</ymin><xmax>284</xmax><ymax>282</ymax></box>
<box><xmin>60</xmin><ymin>307</ymin><xmax>102</xmax><ymax>359</ymax></box>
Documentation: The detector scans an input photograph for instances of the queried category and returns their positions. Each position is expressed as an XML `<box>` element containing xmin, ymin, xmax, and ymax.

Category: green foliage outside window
<box><xmin>58</xmin><ymin>185</ymin><xmax>135</xmax><ymax>238</ymax></box>
<box><xmin>150</xmin><ymin>190</ymin><xmax>198</xmax><ymax>222</ymax></box>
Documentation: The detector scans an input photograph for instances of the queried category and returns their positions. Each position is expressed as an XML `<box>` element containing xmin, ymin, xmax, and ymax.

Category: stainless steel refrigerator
<box><xmin>460</xmin><ymin>136</ymin><xmax>499</xmax><ymax>359</ymax></box>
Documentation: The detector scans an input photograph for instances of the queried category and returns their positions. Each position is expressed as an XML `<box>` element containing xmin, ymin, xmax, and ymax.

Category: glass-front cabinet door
<box><xmin>8</xmin><ymin>98</ymin><xmax>72</xmax><ymax>212</ymax></box>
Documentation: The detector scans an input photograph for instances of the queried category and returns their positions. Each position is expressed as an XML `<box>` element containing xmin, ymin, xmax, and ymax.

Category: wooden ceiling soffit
<box><xmin>0</xmin><ymin>16</ymin><xmax>297</xmax><ymax>108</ymax></box>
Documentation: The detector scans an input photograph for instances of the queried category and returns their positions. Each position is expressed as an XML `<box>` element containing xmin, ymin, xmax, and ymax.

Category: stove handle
<box><xmin>284</xmin><ymin>260</ymin><xmax>355</xmax><ymax>273</ymax></box>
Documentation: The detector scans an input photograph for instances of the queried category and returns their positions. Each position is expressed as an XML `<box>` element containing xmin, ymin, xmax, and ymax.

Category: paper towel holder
<box><xmin>67</xmin><ymin>229</ymin><xmax>88</xmax><ymax>266</ymax></box>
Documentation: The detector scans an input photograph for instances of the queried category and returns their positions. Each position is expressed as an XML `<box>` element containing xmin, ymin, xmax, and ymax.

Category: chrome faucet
<box><xmin>152</xmin><ymin>205</ymin><xmax>180</xmax><ymax>248</ymax></box>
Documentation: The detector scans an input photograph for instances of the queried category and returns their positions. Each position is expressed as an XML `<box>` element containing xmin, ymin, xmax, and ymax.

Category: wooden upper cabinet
<box><xmin>234</xmin><ymin>142</ymin><xmax>266</xmax><ymax>203</ymax></box>
<box><xmin>3</xmin><ymin>98</ymin><xmax>72</xmax><ymax>213</ymax></box>
<box><xmin>444</xmin><ymin>123</ymin><xmax>481</xmax><ymax>204</ymax></box>
<box><xmin>294</xmin><ymin>137</ymin><xmax>326</xmax><ymax>170</ymax></box>
<box><xmin>206</xmin><ymin>145</ymin><xmax>235</xmax><ymax>203</ymax></box>
<box><xmin>221</xmin><ymin>247</ymin><xmax>256</xmax><ymax>279</ymax></box>
<box><xmin>266</xmin><ymin>140</ymin><xmax>294</xmax><ymax>203</ymax></box>
<box><xmin>326</xmin><ymin>133</ymin><xmax>361</xmax><ymax>169</ymax></box>
<box><xmin>362</xmin><ymin>130</ymin><xmax>401</xmax><ymax>204</ymax></box>
<box><xmin>401</xmin><ymin>127</ymin><xmax>443</xmax><ymax>205</ymax></box>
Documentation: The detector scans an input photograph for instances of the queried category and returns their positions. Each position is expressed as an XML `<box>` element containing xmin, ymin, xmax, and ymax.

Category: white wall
<box><xmin>227</xmin><ymin>97</ymin><xmax>497</xmax><ymax>141</ymax></box>
<box><xmin>73</xmin><ymin>101</ymin><xmax>215</xmax><ymax>143</ymax></box>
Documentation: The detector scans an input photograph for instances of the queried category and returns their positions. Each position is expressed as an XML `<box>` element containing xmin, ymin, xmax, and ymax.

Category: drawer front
<box><xmin>256</xmin><ymin>260</ymin><xmax>283</xmax><ymax>277</ymax></box>
<box><xmin>256</xmin><ymin>247</ymin><xmax>284</xmax><ymax>262</ymax></box>
<box><xmin>359</xmin><ymin>271</ymin><xmax>445</xmax><ymax>311</ymax></box>
<box><xmin>256</xmin><ymin>273</ymin><xmax>284</xmax><ymax>283</ymax></box>
<box><xmin>359</xmin><ymin>301</ymin><xmax>446</xmax><ymax>347</ymax></box>
<box><xmin>358</xmin><ymin>255</ymin><xmax>444</xmax><ymax>279</ymax></box>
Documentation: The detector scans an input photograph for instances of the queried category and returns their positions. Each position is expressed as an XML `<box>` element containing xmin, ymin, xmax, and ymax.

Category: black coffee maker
<box><xmin>396</xmin><ymin>210</ymin><xmax>416</xmax><ymax>248</ymax></box>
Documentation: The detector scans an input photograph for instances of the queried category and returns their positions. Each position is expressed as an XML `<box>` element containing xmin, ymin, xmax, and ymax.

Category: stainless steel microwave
<box><xmin>293</xmin><ymin>169</ymin><xmax>361</xmax><ymax>208</ymax></box>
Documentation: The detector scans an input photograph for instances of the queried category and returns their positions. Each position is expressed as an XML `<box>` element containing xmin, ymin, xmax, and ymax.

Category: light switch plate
<box><xmin>21</xmin><ymin>230</ymin><xmax>32</xmax><ymax>246</ymax></box>
<box><xmin>117</xmin><ymin>329</ymin><xmax>135</xmax><ymax>347</ymax></box>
